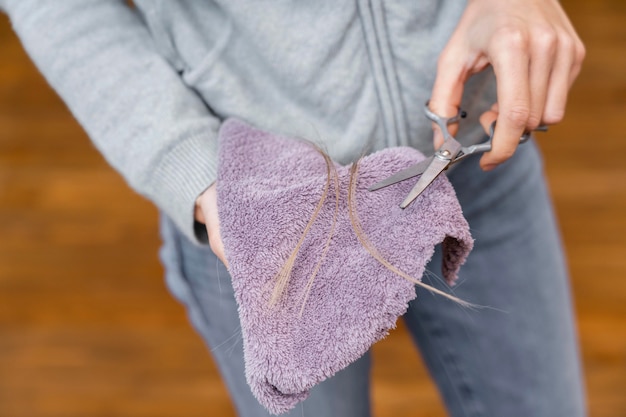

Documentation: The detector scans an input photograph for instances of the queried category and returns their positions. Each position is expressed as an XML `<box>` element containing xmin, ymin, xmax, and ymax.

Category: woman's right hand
<box><xmin>195</xmin><ymin>183</ymin><xmax>229</xmax><ymax>267</ymax></box>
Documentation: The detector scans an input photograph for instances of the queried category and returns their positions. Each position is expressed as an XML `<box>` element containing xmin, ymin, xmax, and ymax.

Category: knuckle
<box><xmin>505</xmin><ymin>106</ymin><xmax>530</xmax><ymax>128</ymax></box>
<box><xmin>533</xmin><ymin>27</ymin><xmax>558</xmax><ymax>53</ymax></box>
<box><xmin>494</xmin><ymin>26</ymin><xmax>529</xmax><ymax>51</ymax></box>
<box><xmin>557</xmin><ymin>32</ymin><xmax>575</xmax><ymax>54</ymax></box>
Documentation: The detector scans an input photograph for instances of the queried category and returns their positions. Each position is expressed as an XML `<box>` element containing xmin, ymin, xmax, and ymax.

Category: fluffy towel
<box><xmin>216</xmin><ymin>119</ymin><xmax>473</xmax><ymax>414</ymax></box>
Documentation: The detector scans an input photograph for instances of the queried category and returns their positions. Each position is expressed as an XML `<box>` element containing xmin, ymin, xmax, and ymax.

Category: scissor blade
<box><xmin>368</xmin><ymin>157</ymin><xmax>433</xmax><ymax>191</ymax></box>
<box><xmin>400</xmin><ymin>156</ymin><xmax>450</xmax><ymax>208</ymax></box>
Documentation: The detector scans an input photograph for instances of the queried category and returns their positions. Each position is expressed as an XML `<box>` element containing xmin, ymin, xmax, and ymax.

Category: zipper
<box><xmin>357</xmin><ymin>0</ymin><xmax>409</xmax><ymax>148</ymax></box>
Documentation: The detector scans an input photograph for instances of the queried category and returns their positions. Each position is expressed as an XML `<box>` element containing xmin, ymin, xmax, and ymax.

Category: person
<box><xmin>1</xmin><ymin>0</ymin><xmax>586</xmax><ymax>416</ymax></box>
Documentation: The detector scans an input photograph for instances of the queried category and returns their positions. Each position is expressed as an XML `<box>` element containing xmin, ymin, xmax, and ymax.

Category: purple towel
<box><xmin>216</xmin><ymin>119</ymin><xmax>473</xmax><ymax>414</ymax></box>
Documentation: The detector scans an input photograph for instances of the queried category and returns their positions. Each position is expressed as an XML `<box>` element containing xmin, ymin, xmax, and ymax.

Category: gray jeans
<box><xmin>158</xmin><ymin>141</ymin><xmax>586</xmax><ymax>417</ymax></box>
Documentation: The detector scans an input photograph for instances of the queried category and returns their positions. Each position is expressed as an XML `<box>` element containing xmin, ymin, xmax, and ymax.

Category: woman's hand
<box><xmin>429</xmin><ymin>0</ymin><xmax>585</xmax><ymax>170</ymax></box>
<box><xmin>195</xmin><ymin>183</ymin><xmax>229</xmax><ymax>267</ymax></box>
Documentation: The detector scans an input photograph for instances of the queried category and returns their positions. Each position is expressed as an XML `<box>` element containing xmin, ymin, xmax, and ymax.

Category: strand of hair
<box><xmin>298</xmin><ymin>154</ymin><xmax>340</xmax><ymax>316</ymax></box>
<box><xmin>269</xmin><ymin>146</ymin><xmax>332</xmax><ymax>306</ymax></box>
<box><xmin>347</xmin><ymin>162</ymin><xmax>475</xmax><ymax>309</ymax></box>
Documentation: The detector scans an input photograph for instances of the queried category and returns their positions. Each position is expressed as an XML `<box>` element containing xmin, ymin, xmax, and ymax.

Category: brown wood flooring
<box><xmin>0</xmin><ymin>1</ymin><xmax>624</xmax><ymax>416</ymax></box>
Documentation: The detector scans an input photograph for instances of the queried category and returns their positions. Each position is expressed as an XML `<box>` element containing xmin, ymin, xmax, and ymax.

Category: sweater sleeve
<box><xmin>0</xmin><ymin>0</ymin><xmax>219</xmax><ymax>244</ymax></box>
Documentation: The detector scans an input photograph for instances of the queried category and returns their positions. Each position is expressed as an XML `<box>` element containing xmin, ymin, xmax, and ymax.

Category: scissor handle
<box><xmin>468</xmin><ymin>121</ymin><xmax>548</xmax><ymax>154</ymax></box>
<box><xmin>424</xmin><ymin>101</ymin><xmax>467</xmax><ymax>142</ymax></box>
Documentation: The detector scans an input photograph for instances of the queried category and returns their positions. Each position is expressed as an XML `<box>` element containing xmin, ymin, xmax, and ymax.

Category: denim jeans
<box><xmin>158</xmin><ymin>140</ymin><xmax>586</xmax><ymax>417</ymax></box>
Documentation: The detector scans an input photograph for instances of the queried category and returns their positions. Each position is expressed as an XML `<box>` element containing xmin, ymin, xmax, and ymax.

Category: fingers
<box><xmin>543</xmin><ymin>29</ymin><xmax>585</xmax><ymax>124</ymax></box>
<box><xmin>528</xmin><ymin>26</ymin><xmax>557</xmax><ymax>129</ymax></box>
<box><xmin>194</xmin><ymin>201</ymin><xmax>205</xmax><ymax>224</ymax></box>
<box><xmin>480</xmin><ymin>24</ymin><xmax>584</xmax><ymax>170</ymax></box>
<box><xmin>199</xmin><ymin>183</ymin><xmax>229</xmax><ymax>268</ymax></box>
<box><xmin>429</xmin><ymin>44</ymin><xmax>468</xmax><ymax>149</ymax></box>
<box><xmin>479</xmin><ymin>103</ymin><xmax>499</xmax><ymax>133</ymax></box>
<box><xmin>427</xmin><ymin>0</ymin><xmax>585</xmax><ymax>170</ymax></box>
<box><xmin>481</xmin><ymin>28</ymin><xmax>531</xmax><ymax>170</ymax></box>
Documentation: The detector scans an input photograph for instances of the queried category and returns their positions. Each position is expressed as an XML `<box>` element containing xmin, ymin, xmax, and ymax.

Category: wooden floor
<box><xmin>0</xmin><ymin>1</ymin><xmax>624</xmax><ymax>416</ymax></box>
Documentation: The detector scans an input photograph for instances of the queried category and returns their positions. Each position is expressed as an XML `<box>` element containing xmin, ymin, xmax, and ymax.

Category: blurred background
<box><xmin>0</xmin><ymin>1</ymin><xmax>624</xmax><ymax>416</ymax></box>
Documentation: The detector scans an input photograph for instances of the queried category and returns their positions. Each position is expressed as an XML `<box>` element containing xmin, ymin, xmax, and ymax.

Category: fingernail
<box><xmin>482</xmin><ymin>164</ymin><xmax>497</xmax><ymax>171</ymax></box>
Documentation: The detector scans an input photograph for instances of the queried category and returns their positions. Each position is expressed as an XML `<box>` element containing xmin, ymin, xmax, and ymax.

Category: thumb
<box><xmin>429</xmin><ymin>53</ymin><xmax>467</xmax><ymax>149</ymax></box>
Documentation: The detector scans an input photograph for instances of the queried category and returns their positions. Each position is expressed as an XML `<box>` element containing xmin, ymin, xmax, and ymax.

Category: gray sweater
<box><xmin>1</xmin><ymin>0</ymin><xmax>495</xmax><ymax>244</ymax></box>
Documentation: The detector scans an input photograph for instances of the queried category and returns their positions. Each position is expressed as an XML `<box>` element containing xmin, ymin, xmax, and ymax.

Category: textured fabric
<box><xmin>216</xmin><ymin>119</ymin><xmax>473</xmax><ymax>414</ymax></box>
<box><xmin>159</xmin><ymin>141</ymin><xmax>585</xmax><ymax>417</ymax></box>
<box><xmin>0</xmin><ymin>0</ymin><xmax>496</xmax><ymax>244</ymax></box>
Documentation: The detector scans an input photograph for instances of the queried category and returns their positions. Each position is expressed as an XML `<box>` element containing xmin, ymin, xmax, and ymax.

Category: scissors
<box><xmin>368</xmin><ymin>101</ymin><xmax>548</xmax><ymax>208</ymax></box>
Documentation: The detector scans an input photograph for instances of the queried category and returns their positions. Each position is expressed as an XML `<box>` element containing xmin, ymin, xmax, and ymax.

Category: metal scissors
<box><xmin>368</xmin><ymin>101</ymin><xmax>548</xmax><ymax>208</ymax></box>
